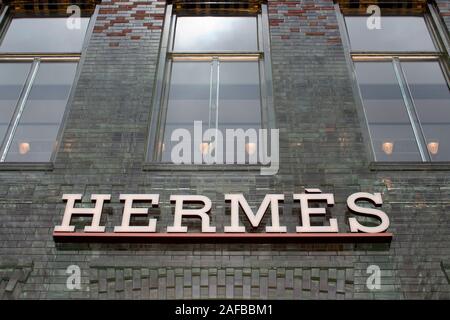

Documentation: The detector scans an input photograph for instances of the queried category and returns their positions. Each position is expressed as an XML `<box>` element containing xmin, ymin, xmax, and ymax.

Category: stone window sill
<box><xmin>369</xmin><ymin>162</ymin><xmax>450</xmax><ymax>171</ymax></box>
<box><xmin>142</xmin><ymin>163</ymin><xmax>264</xmax><ymax>172</ymax></box>
<box><xmin>0</xmin><ymin>162</ymin><xmax>54</xmax><ymax>171</ymax></box>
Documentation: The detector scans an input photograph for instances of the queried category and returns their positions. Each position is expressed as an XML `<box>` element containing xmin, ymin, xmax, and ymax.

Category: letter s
<box><xmin>347</xmin><ymin>192</ymin><xmax>389</xmax><ymax>233</ymax></box>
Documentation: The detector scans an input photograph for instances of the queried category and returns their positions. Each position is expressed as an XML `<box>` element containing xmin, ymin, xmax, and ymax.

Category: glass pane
<box><xmin>0</xmin><ymin>18</ymin><xmax>90</xmax><ymax>53</ymax></box>
<box><xmin>0</xmin><ymin>63</ymin><xmax>31</xmax><ymax>147</ymax></box>
<box><xmin>6</xmin><ymin>63</ymin><xmax>77</xmax><ymax>162</ymax></box>
<box><xmin>162</xmin><ymin>61</ymin><xmax>212</xmax><ymax>162</ymax></box>
<box><xmin>218</xmin><ymin>61</ymin><xmax>262</xmax><ymax>163</ymax></box>
<box><xmin>173</xmin><ymin>16</ymin><xmax>258</xmax><ymax>51</ymax></box>
<box><xmin>402</xmin><ymin>61</ymin><xmax>450</xmax><ymax>161</ymax></box>
<box><xmin>354</xmin><ymin>62</ymin><xmax>422</xmax><ymax>161</ymax></box>
<box><xmin>345</xmin><ymin>16</ymin><xmax>436</xmax><ymax>52</ymax></box>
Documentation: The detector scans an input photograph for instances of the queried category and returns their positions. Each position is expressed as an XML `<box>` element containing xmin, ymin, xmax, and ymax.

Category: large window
<box><xmin>147</xmin><ymin>1</ymin><xmax>273</xmax><ymax>164</ymax></box>
<box><xmin>0</xmin><ymin>8</ymin><xmax>90</xmax><ymax>163</ymax></box>
<box><xmin>340</xmin><ymin>3</ymin><xmax>450</xmax><ymax>162</ymax></box>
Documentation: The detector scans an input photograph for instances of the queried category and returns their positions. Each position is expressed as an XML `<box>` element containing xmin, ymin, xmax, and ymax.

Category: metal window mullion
<box><xmin>0</xmin><ymin>5</ymin><xmax>10</xmax><ymax>45</ymax></box>
<box><xmin>257</xmin><ymin>8</ymin><xmax>263</xmax><ymax>52</ymax></box>
<box><xmin>149</xmin><ymin>4</ymin><xmax>173</xmax><ymax>162</ymax></box>
<box><xmin>427</xmin><ymin>2</ymin><xmax>450</xmax><ymax>56</ymax></box>
<box><xmin>257</xmin><ymin>55</ymin><xmax>267</xmax><ymax>131</ymax></box>
<box><xmin>0</xmin><ymin>54</ymin><xmax>80</xmax><ymax>60</ymax></box>
<box><xmin>154</xmin><ymin>58</ymin><xmax>174</xmax><ymax>162</ymax></box>
<box><xmin>259</xmin><ymin>4</ymin><xmax>275</xmax><ymax>162</ymax></box>
<box><xmin>0</xmin><ymin>5</ymin><xmax>8</xmax><ymax>20</ymax></box>
<box><xmin>208</xmin><ymin>61</ymin><xmax>214</xmax><ymax>130</ymax></box>
<box><xmin>350</xmin><ymin>53</ymin><xmax>445</xmax><ymax>63</ymax></box>
<box><xmin>206</xmin><ymin>58</ymin><xmax>220</xmax><ymax>163</ymax></box>
<box><xmin>215</xmin><ymin>59</ymin><xmax>220</xmax><ymax>135</ymax></box>
<box><xmin>168</xmin><ymin>13</ymin><xmax>177</xmax><ymax>52</ymax></box>
<box><xmin>169</xmin><ymin>52</ymin><xmax>262</xmax><ymax>60</ymax></box>
<box><xmin>392</xmin><ymin>58</ymin><xmax>429</xmax><ymax>162</ymax></box>
<box><xmin>260</xmin><ymin>4</ymin><xmax>273</xmax><ymax>128</ymax></box>
<box><xmin>399</xmin><ymin>60</ymin><xmax>436</xmax><ymax>162</ymax></box>
<box><xmin>210</xmin><ymin>58</ymin><xmax>220</xmax><ymax>133</ymax></box>
<box><xmin>0</xmin><ymin>5</ymin><xmax>9</xmax><ymax>26</ymax></box>
<box><xmin>0</xmin><ymin>58</ymin><xmax>40</xmax><ymax>162</ymax></box>
<box><xmin>257</xmin><ymin>57</ymin><xmax>266</xmax><ymax>127</ymax></box>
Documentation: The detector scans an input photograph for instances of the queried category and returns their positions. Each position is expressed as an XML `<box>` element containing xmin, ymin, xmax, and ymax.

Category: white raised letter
<box><xmin>167</xmin><ymin>195</ymin><xmax>216</xmax><ymax>233</ymax></box>
<box><xmin>347</xmin><ymin>192</ymin><xmax>389</xmax><ymax>233</ymax></box>
<box><xmin>224</xmin><ymin>194</ymin><xmax>286</xmax><ymax>232</ymax></box>
<box><xmin>54</xmin><ymin>194</ymin><xmax>110</xmax><ymax>232</ymax></box>
<box><xmin>114</xmin><ymin>194</ymin><xmax>159</xmax><ymax>233</ymax></box>
<box><xmin>294</xmin><ymin>190</ymin><xmax>338</xmax><ymax>233</ymax></box>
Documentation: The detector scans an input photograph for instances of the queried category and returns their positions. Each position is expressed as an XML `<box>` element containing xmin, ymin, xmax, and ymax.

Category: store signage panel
<box><xmin>53</xmin><ymin>189</ymin><xmax>393</xmax><ymax>242</ymax></box>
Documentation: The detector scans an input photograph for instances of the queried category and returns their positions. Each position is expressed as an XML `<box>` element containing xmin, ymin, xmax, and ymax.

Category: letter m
<box><xmin>224</xmin><ymin>194</ymin><xmax>286</xmax><ymax>233</ymax></box>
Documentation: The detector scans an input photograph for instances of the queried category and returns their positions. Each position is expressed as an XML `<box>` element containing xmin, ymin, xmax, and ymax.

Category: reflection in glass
<box><xmin>161</xmin><ymin>60</ymin><xmax>262</xmax><ymax>163</ymax></box>
<box><xmin>0</xmin><ymin>63</ymin><xmax>31</xmax><ymax>147</ymax></box>
<box><xmin>354</xmin><ymin>62</ymin><xmax>422</xmax><ymax>161</ymax></box>
<box><xmin>6</xmin><ymin>63</ymin><xmax>77</xmax><ymax>162</ymax></box>
<box><xmin>402</xmin><ymin>61</ymin><xmax>450</xmax><ymax>161</ymax></box>
<box><xmin>162</xmin><ymin>61</ymin><xmax>212</xmax><ymax>161</ymax></box>
<box><xmin>0</xmin><ymin>18</ymin><xmax>90</xmax><ymax>53</ymax></box>
<box><xmin>218</xmin><ymin>61</ymin><xmax>262</xmax><ymax>163</ymax></box>
<box><xmin>173</xmin><ymin>16</ymin><xmax>258</xmax><ymax>52</ymax></box>
<box><xmin>345</xmin><ymin>16</ymin><xmax>436</xmax><ymax>52</ymax></box>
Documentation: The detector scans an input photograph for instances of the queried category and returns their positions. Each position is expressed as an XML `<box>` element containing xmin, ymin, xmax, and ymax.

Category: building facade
<box><xmin>0</xmin><ymin>0</ymin><xmax>449</xmax><ymax>299</ymax></box>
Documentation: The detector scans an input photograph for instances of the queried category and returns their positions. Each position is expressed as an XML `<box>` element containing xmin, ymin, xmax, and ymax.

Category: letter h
<box><xmin>54</xmin><ymin>194</ymin><xmax>111</xmax><ymax>232</ymax></box>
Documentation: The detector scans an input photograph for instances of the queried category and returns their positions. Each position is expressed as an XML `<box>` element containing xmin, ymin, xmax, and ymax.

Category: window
<box><xmin>340</xmin><ymin>2</ymin><xmax>450</xmax><ymax>162</ymax></box>
<box><xmin>147</xmin><ymin>1</ymin><xmax>274</xmax><ymax>164</ymax></box>
<box><xmin>0</xmin><ymin>8</ymin><xmax>90</xmax><ymax>163</ymax></box>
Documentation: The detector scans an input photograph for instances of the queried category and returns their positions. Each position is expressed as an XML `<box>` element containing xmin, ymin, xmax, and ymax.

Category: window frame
<box><xmin>0</xmin><ymin>5</ymin><xmax>97</xmax><ymax>169</ymax></box>
<box><xmin>335</xmin><ymin>1</ymin><xmax>450</xmax><ymax>167</ymax></box>
<box><xmin>145</xmin><ymin>2</ymin><xmax>275</xmax><ymax>168</ymax></box>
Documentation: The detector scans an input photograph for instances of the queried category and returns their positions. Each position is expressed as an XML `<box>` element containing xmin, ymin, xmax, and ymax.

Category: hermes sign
<box><xmin>53</xmin><ymin>189</ymin><xmax>392</xmax><ymax>242</ymax></box>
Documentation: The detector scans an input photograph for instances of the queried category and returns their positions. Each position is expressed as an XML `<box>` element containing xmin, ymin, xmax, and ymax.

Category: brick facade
<box><xmin>0</xmin><ymin>0</ymin><xmax>449</xmax><ymax>299</ymax></box>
